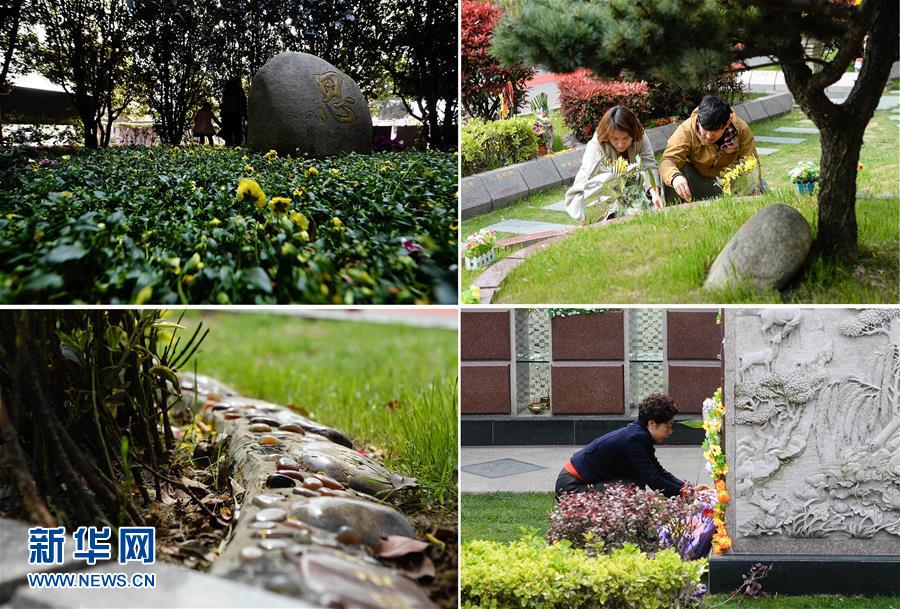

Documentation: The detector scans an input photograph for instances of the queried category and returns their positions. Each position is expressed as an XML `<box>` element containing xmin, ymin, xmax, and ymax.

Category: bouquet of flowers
<box><xmin>581</xmin><ymin>156</ymin><xmax>654</xmax><ymax>224</ymax></box>
<box><xmin>464</xmin><ymin>229</ymin><xmax>496</xmax><ymax>258</ymax></box>
<box><xmin>718</xmin><ymin>155</ymin><xmax>760</xmax><ymax>196</ymax></box>
<box><xmin>788</xmin><ymin>160</ymin><xmax>819</xmax><ymax>184</ymax></box>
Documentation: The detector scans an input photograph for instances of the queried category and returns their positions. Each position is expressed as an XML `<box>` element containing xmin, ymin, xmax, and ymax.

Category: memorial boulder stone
<box><xmin>705</xmin><ymin>204</ymin><xmax>812</xmax><ymax>291</ymax></box>
<box><xmin>248</xmin><ymin>52</ymin><xmax>373</xmax><ymax>157</ymax></box>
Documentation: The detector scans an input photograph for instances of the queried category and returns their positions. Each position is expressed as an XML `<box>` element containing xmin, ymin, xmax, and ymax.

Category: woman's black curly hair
<box><xmin>637</xmin><ymin>393</ymin><xmax>679</xmax><ymax>428</ymax></box>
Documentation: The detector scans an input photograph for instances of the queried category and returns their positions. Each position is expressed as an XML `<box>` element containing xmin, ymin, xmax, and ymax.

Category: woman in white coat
<box><xmin>565</xmin><ymin>105</ymin><xmax>664</xmax><ymax>224</ymax></box>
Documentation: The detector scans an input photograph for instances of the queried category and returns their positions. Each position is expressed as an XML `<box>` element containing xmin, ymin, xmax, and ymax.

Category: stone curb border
<box><xmin>461</xmin><ymin>92</ymin><xmax>795</xmax><ymax>219</ymax></box>
<box><xmin>472</xmin><ymin>199</ymin><xmax>721</xmax><ymax>303</ymax></box>
<box><xmin>177</xmin><ymin>374</ymin><xmax>439</xmax><ymax>608</ymax></box>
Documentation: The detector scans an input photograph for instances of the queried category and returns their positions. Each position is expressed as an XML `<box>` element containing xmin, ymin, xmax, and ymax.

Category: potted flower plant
<box><xmin>788</xmin><ymin>161</ymin><xmax>819</xmax><ymax>194</ymax></box>
<box><xmin>463</xmin><ymin>229</ymin><xmax>497</xmax><ymax>270</ymax></box>
<box><xmin>530</xmin><ymin>92</ymin><xmax>554</xmax><ymax>153</ymax></box>
<box><xmin>533</xmin><ymin>121</ymin><xmax>548</xmax><ymax>156</ymax></box>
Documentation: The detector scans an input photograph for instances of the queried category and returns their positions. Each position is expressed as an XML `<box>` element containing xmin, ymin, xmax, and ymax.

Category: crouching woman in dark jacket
<box><xmin>555</xmin><ymin>393</ymin><xmax>710</xmax><ymax>499</ymax></box>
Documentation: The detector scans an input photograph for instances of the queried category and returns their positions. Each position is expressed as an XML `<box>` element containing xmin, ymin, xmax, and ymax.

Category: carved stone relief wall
<box><xmin>725</xmin><ymin>308</ymin><xmax>900</xmax><ymax>555</ymax></box>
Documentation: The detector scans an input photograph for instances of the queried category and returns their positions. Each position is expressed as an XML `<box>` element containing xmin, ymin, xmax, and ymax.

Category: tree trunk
<box><xmin>779</xmin><ymin>0</ymin><xmax>898</xmax><ymax>258</ymax></box>
<box><xmin>816</xmin><ymin>122</ymin><xmax>863</xmax><ymax>255</ymax></box>
<box><xmin>82</xmin><ymin>115</ymin><xmax>99</xmax><ymax>149</ymax></box>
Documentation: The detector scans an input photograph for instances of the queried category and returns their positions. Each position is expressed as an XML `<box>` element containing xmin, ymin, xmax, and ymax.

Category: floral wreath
<box><xmin>702</xmin><ymin>387</ymin><xmax>731</xmax><ymax>554</ymax></box>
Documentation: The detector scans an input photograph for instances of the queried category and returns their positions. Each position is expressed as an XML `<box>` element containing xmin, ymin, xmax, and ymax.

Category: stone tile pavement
<box><xmin>461</xmin><ymin>445</ymin><xmax>712</xmax><ymax>494</ymax></box>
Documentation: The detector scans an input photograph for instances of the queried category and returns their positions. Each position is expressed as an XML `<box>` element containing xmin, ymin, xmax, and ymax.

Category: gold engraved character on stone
<box><xmin>314</xmin><ymin>71</ymin><xmax>357</xmax><ymax>124</ymax></box>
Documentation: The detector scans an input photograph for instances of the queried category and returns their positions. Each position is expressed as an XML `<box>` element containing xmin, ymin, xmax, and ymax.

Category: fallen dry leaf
<box><xmin>374</xmin><ymin>535</ymin><xmax>430</xmax><ymax>558</ymax></box>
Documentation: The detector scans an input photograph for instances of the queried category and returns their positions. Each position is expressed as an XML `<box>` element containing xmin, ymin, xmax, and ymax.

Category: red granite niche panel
<box><xmin>461</xmin><ymin>365</ymin><xmax>510</xmax><ymax>414</ymax></box>
<box><xmin>667</xmin><ymin>311</ymin><xmax>723</xmax><ymax>361</ymax></box>
<box><xmin>461</xmin><ymin>311</ymin><xmax>510</xmax><ymax>361</ymax></box>
<box><xmin>667</xmin><ymin>364</ymin><xmax>723</xmax><ymax>414</ymax></box>
<box><xmin>552</xmin><ymin>311</ymin><xmax>625</xmax><ymax>361</ymax></box>
<box><xmin>551</xmin><ymin>365</ymin><xmax>624</xmax><ymax>414</ymax></box>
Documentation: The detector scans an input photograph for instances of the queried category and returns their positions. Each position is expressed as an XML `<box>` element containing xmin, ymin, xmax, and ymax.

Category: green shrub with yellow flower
<box><xmin>0</xmin><ymin>146</ymin><xmax>457</xmax><ymax>303</ymax></box>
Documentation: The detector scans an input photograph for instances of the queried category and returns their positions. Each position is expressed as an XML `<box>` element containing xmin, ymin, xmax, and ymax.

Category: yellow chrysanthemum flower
<box><xmin>236</xmin><ymin>178</ymin><xmax>267</xmax><ymax>208</ymax></box>
<box><xmin>269</xmin><ymin>196</ymin><xmax>291</xmax><ymax>215</ymax></box>
<box><xmin>306</xmin><ymin>167</ymin><xmax>319</xmax><ymax>177</ymax></box>
<box><xmin>264</xmin><ymin>149</ymin><xmax>278</xmax><ymax>160</ymax></box>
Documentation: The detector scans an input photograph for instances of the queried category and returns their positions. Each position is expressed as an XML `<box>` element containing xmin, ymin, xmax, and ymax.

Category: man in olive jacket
<box><xmin>659</xmin><ymin>95</ymin><xmax>761</xmax><ymax>203</ymax></box>
<box><xmin>555</xmin><ymin>394</ymin><xmax>710</xmax><ymax>499</ymax></box>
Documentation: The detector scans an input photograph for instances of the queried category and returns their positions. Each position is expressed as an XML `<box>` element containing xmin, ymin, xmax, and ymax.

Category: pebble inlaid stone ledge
<box><xmin>177</xmin><ymin>373</ymin><xmax>439</xmax><ymax>609</ymax></box>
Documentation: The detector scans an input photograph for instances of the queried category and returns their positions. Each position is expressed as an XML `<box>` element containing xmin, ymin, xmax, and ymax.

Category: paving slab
<box><xmin>477</xmin><ymin>287</ymin><xmax>496</xmax><ymax>304</ymax></box>
<box><xmin>0</xmin><ymin>519</ymin><xmax>82</xmax><ymax>604</ymax></box>
<box><xmin>755</xmin><ymin>147</ymin><xmax>780</xmax><ymax>156</ymax></box>
<box><xmin>461</xmin><ymin>458</ymin><xmax>546</xmax><ymax>479</ymax></box>
<box><xmin>484</xmin><ymin>219</ymin><xmax>573</xmax><ymax>235</ymax></box>
<box><xmin>472</xmin><ymin>258</ymin><xmax>524</xmax><ymax>290</ymax></box>
<box><xmin>776</xmin><ymin>127</ymin><xmax>820</xmax><ymax>134</ymax></box>
<box><xmin>7</xmin><ymin>559</ymin><xmax>311</xmax><ymax>609</ymax></box>
<box><xmin>876</xmin><ymin>95</ymin><xmax>899</xmax><ymax>110</ymax></box>
<box><xmin>496</xmin><ymin>229</ymin><xmax>572</xmax><ymax>250</ymax></box>
<box><xmin>461</xmin><ymin>445</ymin><xmax>711</xmax><ymax>493</ymax></box>
<box><xmin>508</xmin><ymin>236</ymin><xmax>568</xmax><ymax>260</ymax></box>
<box><xmin>542</xmin><ymin>199</ymin><xmax>568</xmax><ymax>212</ymax></box>
<box><xmin>754</xmin><ymin>135</ymin><xmax>806</xmax><ymax>144</ymax></box>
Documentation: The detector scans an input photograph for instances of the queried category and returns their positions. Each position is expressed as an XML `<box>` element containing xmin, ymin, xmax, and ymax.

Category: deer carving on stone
<box><xmin>740</xmin><ymin>333</ymin><xmax>783</xmax><ymax>381</ymax></box>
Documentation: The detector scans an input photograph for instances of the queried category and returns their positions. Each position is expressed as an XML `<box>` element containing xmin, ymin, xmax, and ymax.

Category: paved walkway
<box><xmin>461</xmin><ymin>445</ymin><xmax>711</xmax><ymax>493</ymax></box>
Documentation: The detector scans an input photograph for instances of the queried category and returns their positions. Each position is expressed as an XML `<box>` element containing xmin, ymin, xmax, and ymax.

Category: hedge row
<box><xmin>462</xmin><ymin>534</ymin><xmax>708</xmax><ymax>609</ymax></box>
<box><xmin>461</xmin><ymin>116</ymin><xmax>541</xmax><ymax>177</ymax></box>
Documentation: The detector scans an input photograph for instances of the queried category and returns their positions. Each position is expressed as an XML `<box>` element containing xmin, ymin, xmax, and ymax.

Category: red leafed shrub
<box><xmin>547</xmin><ymin>483</ymin><xmax>697</xmax><ymax>555</ymax></box>
<box><xmin>557</xmin><ymin>70</ymin><xmax>651</xmax><ymax>143</ymax></box>
<box><xmin>462</xmin><ymin>1</ymin><xmax>536</xmax><ymax>120</ymax></box>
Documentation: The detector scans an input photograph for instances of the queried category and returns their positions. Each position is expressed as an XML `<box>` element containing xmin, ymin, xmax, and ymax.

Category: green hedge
<box><xmin>461</xmin><ymin>116</ymin><xmax>540</xmax><ymax>177</ymax></box>
<box><xmin>0</xmin><ymin>146</ymin><xmax>456</xmax><ymax>304</ymax></box>
<box><xmin>462</xmin><ymin>534</ymin><xmax>707</xmax><ymax>609</ymax></box>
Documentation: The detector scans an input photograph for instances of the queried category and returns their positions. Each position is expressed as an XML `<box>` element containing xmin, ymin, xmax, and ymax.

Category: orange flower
<box><xmin>718</xmin><ymin>490</ymin><xmax>731</xmax><ymax>504</ymax></box>
<box><xmin>715</xmin><ymin>479</ymin><xmax>727</xmax><ymax>493</ymax></box>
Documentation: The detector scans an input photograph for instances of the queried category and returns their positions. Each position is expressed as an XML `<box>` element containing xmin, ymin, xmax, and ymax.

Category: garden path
<box><xmin>461</xmin><ymin>445</ymin><xmax>710</xmax><ymax>494</ymax></box>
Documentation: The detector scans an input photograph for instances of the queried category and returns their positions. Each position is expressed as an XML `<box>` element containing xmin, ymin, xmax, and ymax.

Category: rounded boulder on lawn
<box><xmin>705</xmin><ymin>204</ymin><xmax>812</xmax><ymax>291</ymax></box>
<box><xmin>247</xmin><ymin>52</ymin><xmax>373</xmax><ymax>157</ymax></box>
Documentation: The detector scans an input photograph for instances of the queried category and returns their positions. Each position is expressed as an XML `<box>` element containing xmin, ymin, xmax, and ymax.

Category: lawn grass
<box><xmin>460</xmin><ymin>492</ymin><xmax>555</xmax><ymax>544</ymax></box>
<box><xmin>178</xmin><ymin>311</ymin><xmax>458</xmax><ymax>505</ymax></box>
<box><xmin>750</xmin><ymin>107</ymin><xmax>897</xmax><ymax>196</ymax></box>
<box><xmin>703</xmin><ymin>595</ymin><xmax>899</xmax><ymax>608</ymax></box>
<box><xmin>493</xmin><ymin>192</ymin><xmax>898</xmax><ymax>303</ymax></box>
